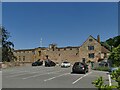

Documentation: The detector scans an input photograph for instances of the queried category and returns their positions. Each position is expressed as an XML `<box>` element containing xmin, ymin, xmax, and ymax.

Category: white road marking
<box><xmin>72</xmin><ymin>72</ymin><xmax>92</xmax><ymax>84</ymax></box>
<box><xmin>22</xmin><ymin>70</ymin><xmax>65</xmax><ymax>79</ymax></box>
<box><xmin>6</xmin><ymin>72</ymin><xmax>37</xmax><ymax>78</ymax></box>
<box><xmin>5</xmin><ymin>68</ymin><xmax>59</xmax><ymax>77</ymax></box>
<box><xmin>9</xmin><ymin>71</ymin><xmax>29</xmax><ymax>74</ymax></box>
<box><xmin>108</xmin><ymin>74</ymin><xmax>112</xmax><ymax>86</ymax></box>
<box><xmin>44</xmin><ymin>73</ymin><xmax>70</xmax><ymax>82</ymax></box>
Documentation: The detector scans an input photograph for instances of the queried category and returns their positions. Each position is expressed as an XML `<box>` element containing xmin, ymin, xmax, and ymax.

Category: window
<box><xmin>58</xmin><ymin>49</ymin><xmax>60</xmax><ymax>51</ymax></box>
<box><xmin>82</xmin><ymin>58</ymin><xmax>86</xmax><ymax>63</ymax></box>
<box><xmin>104</xmin><ymin>53</ymin><xmax>107</xmax><ymax>58</ymax></box>
<box><xmin>23</xmin><ymin>56</ymin><xmax>25</xmax><ymax>61</ymax></box>
<box><xmin>89</xmin><ymin>39</ymin><xmax>93</xmax><ymax>42</ymax></box>
<box><xmin>38</xmin><ymin>51</ymin><xmax>41</xmax><ymax>56</ymax></box>
<box><xmin>32</xmin><ymin>51</ymin><xmax>35</xmax><ymax>54</ymax></box>
<box><xmin>19</xmin><ymin>56</ymin><xmax>21</xmax><ymax>61</ymax></box>
<box><xmin>76</xmin><ymin>53</ymin><xmax>78</xmax><ymax>55</ymax></box>
<box><xmin>89</xmin><ymin>53</ymin><xmax>94</xmax><ymax>58</ymax></box>
<box><xmin>46</xmin><ymin>55</ymin><xmax>49</xmax><ymax>59</ymax></box>
<box><xmin>53</xmin><ymin>48</ymin><xmax>54</xmax><ymax>51</ymax></box>
<box><xmin>88</xmin><ymin>46</ymin><xmax>94</xmax><ymax>50</ymax></box>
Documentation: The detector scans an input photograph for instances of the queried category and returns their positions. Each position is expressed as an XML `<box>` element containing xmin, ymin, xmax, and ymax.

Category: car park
<box><xmin>72</xmin><ymin>62</ymin><xmax>88</xmax><ymax>74</ymax></box>
<box><xmin>32</xmin><ymin>59</ymin><xmax>43</xmax><ymax>66</ymax></box>
<box><xmin>45</xmin><ymin>59</ymin><xmax>56</xmax><ymax>67</ymax></box>
<box><xmin>61</xmin><ymin>61</ymin><xmax>71</xmax><ymax>68</ymax></box>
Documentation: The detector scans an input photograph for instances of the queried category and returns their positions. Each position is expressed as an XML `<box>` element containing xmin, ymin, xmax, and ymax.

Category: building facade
<box><xmin>13</xmin><ymin>35</ymin><xmax>110</xmax><ymax>64</ymax></box>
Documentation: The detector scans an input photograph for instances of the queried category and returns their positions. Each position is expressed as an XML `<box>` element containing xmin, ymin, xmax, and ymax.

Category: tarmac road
<box><xmin>2</xmin><ymin>65</ymin><xmax>109</xmax><ymax>88</ymax></box>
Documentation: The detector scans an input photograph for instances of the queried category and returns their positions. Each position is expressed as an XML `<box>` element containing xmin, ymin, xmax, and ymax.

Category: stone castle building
<box><xmin>13</xmin><ymin>35</ymin><xmax>110</xmax><ymax>64</ymax></box>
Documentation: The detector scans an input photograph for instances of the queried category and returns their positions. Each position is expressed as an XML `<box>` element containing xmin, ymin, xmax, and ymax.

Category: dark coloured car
<box><xmin>72</xmin><ymin>62</ymin><xmax>88</xmax><ymax>74</ymax></box>
<box><xmin>32</xmin><ymin>59</ymin><xmax>43</xmax><ymax>66</ymax></box>
<box><xmin>45</xmin><ymin>59</ymin><xmax>56</xmax><ymax>67</ymax></box>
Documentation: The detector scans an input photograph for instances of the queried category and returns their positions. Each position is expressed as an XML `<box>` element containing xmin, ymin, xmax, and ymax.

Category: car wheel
<box><xmin>72</xmin><ymin>71</ymin><xmax>74</xmax><ymax>74</ymax></box>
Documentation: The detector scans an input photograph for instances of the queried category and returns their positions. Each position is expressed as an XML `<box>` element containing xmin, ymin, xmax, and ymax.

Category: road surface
<box><xmin>2</xmin><ymin>65</ymin><xmax>109</xmax><ymax>88</ymax></box>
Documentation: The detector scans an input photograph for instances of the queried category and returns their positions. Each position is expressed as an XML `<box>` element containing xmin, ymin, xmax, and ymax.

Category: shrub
<box><xmin>92</xmin><ymin>76</ymin><xmax>117</xmax><ymax>90</ymax></box>
<box><xmin>92</xmin><ymin>68</ymin><xmax>120</xmax><ymax>90</ymax></box>
<box><xmin>93</xmin><ymin>66</ymin><xmax>109</xmax><ymax>71</ymax></box>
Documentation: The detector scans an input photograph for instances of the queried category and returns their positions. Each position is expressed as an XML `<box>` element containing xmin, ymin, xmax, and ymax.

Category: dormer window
<box><xmin>89</xmin><ymin>39</ymin><xmax>93</xmax><ymax>42</ymax></box>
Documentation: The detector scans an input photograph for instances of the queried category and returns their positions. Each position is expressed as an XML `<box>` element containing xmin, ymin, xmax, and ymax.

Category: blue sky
<box><xmin>2</xmin><ymin>2</ymin><xmax>118</xmax><ymax>49</ymax></box>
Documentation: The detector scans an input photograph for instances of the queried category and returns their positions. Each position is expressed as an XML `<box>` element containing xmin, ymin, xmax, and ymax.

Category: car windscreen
<box><xmin>74</xmin><ymin>62</ymin><xmax>80</xmax><ymax>66</ymax></box>
<box><xmin>74</xmin><ymin>62</ymin><xmax>84</xmax><ymax>67</ymax></box>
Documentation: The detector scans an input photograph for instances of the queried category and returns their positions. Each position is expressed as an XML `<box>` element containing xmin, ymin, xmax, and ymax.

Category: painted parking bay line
<box><xmin>22</xmin><ymin>70</ymin><xmax>65</xmax><ymax>79</ymax></box>
<box><xmin>6</xmin><ymin>71</ymin><xmax>38</xmax><ymax>78</ymax></box>
<box><xmin>44</xmin><ymin>73</ymin><xmax>70</xmax><ymax>82</ymax></box>
<box><xmin>6</xmin><ymin>70</ymin><xmax>44</xmax><ymax>78</ymax></box>
<box><xmin>72</xmin><ymin>72</ymin><xmax>92</xmax><ymax>84</ymax></box>
<box><xmin>6</xmin><ymin>68</ymin><xmax>61</xmax><ymax>78</ymax></box>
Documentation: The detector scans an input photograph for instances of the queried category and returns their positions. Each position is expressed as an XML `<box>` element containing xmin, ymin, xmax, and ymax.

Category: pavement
<box><xmin>2</xmin><ymin>65</ymin><xmax>109</xmax><ymax>88</ymax></box>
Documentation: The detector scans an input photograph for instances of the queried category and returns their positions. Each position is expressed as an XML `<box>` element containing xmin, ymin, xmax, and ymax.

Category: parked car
<box><xmin>72</xmin><ymin>62</ymin><xmax>88</xmax><ymax>74</ymax></box>
<box><xmin>109</xmin><ymin>67</ymin><xmax>119</xmax><ymax>73</ymax></box>
<box><xmin>61</xmin><ymin>61</ymin><xmax>71</xmax><ymax>68</ymax></box>
<box><xmin>45</xmin><ymin>59</ymin><xmax>56</xmax><ymax>67</ymax></box>
<box><xmin>99</xmin><ymin>62</ymin><xmax>108</xmax><ymax>67</ymax></box>
<box><xmin>32</xmin><ymin>59</ymin><xmax>43</xmax><ymax>66</ymax></box>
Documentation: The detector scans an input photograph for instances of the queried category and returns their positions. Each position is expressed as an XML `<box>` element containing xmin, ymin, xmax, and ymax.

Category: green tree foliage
<box><xmin>92</xmin><ymin>76</ymin><xmax>116</xmax><ymax>90</ymax></box>
<box><xmin>111</xmin><ymin>68</ymin><xmax>120</xmax><ymax>89</ymax></box>
<box><xmin>108</xmin><ymin>45</ymin><xmax>120</xmax><ymax>67</ymax></box>
<box><xmin>92</xmin><ymin>76</ymin><xmax>104</xmax><ymax>89</ymax></box>
<box><xmin>101</xmin><ymin>35</ymin><xmax>120</xmax><ymax>51</ymax></box>
<box><xmin>112</xmin><ymin>36</ymin><xmax>120</xmax><ymax>47</ymax></box>
<box><xmin>106</xmin><ymin>38</ymin><xmax>114</xmax><ymax>47</ymax></box>
<box><xmin>106</xmin><ymin>35</ymin><xmax>120</xmax><ymax>48</ymax></box>
<box><xmin>0</xmin><ymin>26</ymin><xmax>16</xmax><ymax>62</ymax></box>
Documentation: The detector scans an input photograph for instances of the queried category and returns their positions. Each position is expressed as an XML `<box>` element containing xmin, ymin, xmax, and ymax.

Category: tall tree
<box><xmin>101</xmin><ymin>35</ymin><xmax>120</xmax><ymax>51</ymax></box>
<box><xmin>113</xmin><ymin>36</ymin><xmax>120</xmax><ymax>47</ymax></box>
<box><xmin>108</xmin><ymin>44</ymin><xmax>120</xmax><ymax>67</ymax></box>
<box><xmin>106</xmin><ymin>35</ymin><xmax>120</xmax><ymax>48</ymax></box>
<box><xmin>0</xmin><ymin>26</ymin><xmax>15</xmax><ymax>62</ymax></box>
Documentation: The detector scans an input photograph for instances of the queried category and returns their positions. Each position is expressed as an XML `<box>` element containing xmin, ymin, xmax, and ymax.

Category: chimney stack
<box><xmin>97</xmin><ymin>35</ymin><xmax>100</xmax><ymax>43</ymax></box>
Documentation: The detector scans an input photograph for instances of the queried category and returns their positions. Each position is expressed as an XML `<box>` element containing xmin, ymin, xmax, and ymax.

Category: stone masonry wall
<box><xmin>79</xmin><ymin>36</ymin><xmax>101</xmax><ymax>62</ymax></box>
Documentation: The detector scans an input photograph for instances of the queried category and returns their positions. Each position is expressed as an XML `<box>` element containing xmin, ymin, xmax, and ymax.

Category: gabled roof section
<box><xmin>101</xmin><ymin>46</ymin><xmax>110</xmax><ymax>53</ymax></box>
<box><xmin>80</xmin><ymin>35</ymin><xmax>99</xmax><ymax>47</ymax></box>
<box><xmin>80</xmin><ymin>35</ymin><xmax>110</xmax><ymax>52</ymax></box>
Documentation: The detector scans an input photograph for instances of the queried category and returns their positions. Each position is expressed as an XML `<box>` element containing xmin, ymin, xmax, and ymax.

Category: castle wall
<box><xmin>14</xmin><ymin>49</ymin><xmax>35</xmax><ymax>63</ymax></box>
<box><xmin>44</xmin><ymin>48</ymin><xmax>79</xmax><ymax>64</ymax></box>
